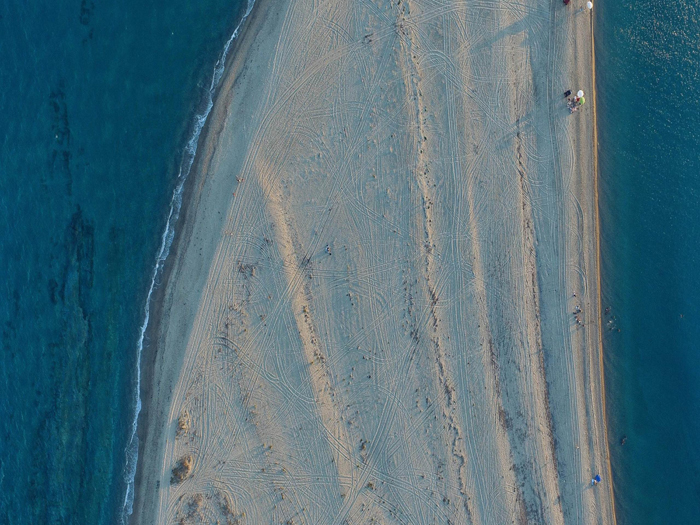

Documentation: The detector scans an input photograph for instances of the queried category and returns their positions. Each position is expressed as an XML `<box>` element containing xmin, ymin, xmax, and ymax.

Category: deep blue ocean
<box><xmin>0</xmin><ymin>1</ymin><xmax>249</xmax><ymax>523</ymax></box>
<box><xmin>597</xmin><ymin>0</ymin><xmax>700</xmax><ymax>522</ymax></box>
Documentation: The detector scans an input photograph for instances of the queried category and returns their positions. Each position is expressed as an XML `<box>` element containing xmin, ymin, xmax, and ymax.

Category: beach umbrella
<box><xmin>594</xmin><ymin>474</ymin><xmax>602</xmax><ymax>483</ymax></box>
<box><xmin>587</xmin><ymin>1</ymin><xmax>593</xmax><ymax>9</ymax></box>
<box><xmin>577</xmin><ymin>90</ymin><xmax>584</xmax><ymax>98</ymax></box>
<box><xmin>578</xmin><ymin>96</ymin><xmax>585</xmax><ymax>105</ymax></box>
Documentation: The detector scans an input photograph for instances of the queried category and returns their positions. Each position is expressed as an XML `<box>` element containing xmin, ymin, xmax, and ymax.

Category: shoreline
<box><xmin>133</xmin><ymin>1</ymin><xmax>617</xmax><ymax>523</ymax></box>
<box><xmin>591</xmin><ymin>6</ymin><xmax>617</xmax><ymax>518</ymax></box>
<box><xmin>128</xmin><ymin>1</ymin><xmax>270</xmax><ymax>523</ymax></box>
<box><xmin>562</xmin><ymin>2</ymin><xmax>617</xmax><ymax>521</ymax></box>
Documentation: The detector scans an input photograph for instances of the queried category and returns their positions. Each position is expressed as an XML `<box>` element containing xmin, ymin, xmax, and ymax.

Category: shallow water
<box><xmin>0</xmin><ymin>1</ymin><xmax>247</xmax><ymax>523</ymax></box>
<box><xmin>597</xmin><ymin>0</ymin><xmax>700</xmax><ymax>521</ymax></box>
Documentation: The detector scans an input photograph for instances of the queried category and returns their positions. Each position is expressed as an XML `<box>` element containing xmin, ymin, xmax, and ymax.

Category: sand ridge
<box><xmin>134</xmin><ymin>0</ymin><xmax>615</xmax><ymax>523</ymax></box>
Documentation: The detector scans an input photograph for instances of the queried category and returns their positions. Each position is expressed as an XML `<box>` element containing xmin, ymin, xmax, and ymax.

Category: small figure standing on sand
<box><xmin>326</xmin><ymin>244</ymin><xmax>332</xmax><ymax>255</ymax></box>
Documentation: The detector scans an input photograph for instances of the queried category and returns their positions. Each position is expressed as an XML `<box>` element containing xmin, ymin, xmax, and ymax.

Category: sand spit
<box><xmin>133</xmin><ymin>0</ymin><xmax>614</xmax><ymax>523</ymax></box>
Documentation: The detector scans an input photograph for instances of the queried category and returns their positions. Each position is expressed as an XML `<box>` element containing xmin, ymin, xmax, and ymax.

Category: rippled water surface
<box><xmin>0</xmin><ymin>1</ymin><xmax>247</xmax><ymax>522</ymax></box>
<box><xmin>597</xmin><ymin>0</ymin><xmax>700</xmax><ymax>522</ymax></box>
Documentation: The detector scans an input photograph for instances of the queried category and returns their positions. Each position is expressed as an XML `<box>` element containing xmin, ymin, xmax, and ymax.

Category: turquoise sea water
<box><xmin>0</xmin><ymin>1</ymin><xmax>249</xmax><ymax>523</ymax></box>
<box><xmin>597</xmin><ymin>0</ymin><xmax>700</xmax><ymax>522</ymax></box>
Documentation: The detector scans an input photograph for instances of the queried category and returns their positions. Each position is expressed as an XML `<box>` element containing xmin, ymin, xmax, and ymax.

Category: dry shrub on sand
<box><xmin>171</xmin><ymin>455</ymin><xmax>193</xmax><ymax>484</ymax></box>
<box><xmin>176</xmin><ymin>409</ymin><xmax>191</xmax><ymax>437</ymax></box>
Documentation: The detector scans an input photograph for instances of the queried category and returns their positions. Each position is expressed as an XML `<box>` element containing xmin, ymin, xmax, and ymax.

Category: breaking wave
<box><xmin>120</xmin><ymin>1</ymin><xmax>257</xmax><ymax>522</ymax></box>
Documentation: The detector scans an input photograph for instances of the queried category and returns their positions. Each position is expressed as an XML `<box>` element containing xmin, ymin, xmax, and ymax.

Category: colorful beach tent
<box><xmin>594</xmin><ymin>475</ymin><xmax>602</xmax><ymax>483</ymax></box>
<box><xmin>578</xmin><ymin>96</ymin><xmax>585</xmax><ymax>105</ymax></box>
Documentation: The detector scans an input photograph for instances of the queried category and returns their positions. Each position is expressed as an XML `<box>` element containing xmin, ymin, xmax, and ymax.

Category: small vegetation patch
<box><xmin>171</xmin><ymin>455</ymin><xmax>193</xmax><ymax>484</ymax></box>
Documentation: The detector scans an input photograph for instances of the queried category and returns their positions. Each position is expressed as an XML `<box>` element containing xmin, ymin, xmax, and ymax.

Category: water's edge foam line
<box><xmin>120</xmin><ymin>2</ymin><xmax>256</xmax><ymax>522</ymax></box>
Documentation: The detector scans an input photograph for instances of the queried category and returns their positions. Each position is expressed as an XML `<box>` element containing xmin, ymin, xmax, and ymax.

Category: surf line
<box><xmin>120</xmin><ymin>1</ymin><xmax>257</xmax><ymax>522</ymax></box>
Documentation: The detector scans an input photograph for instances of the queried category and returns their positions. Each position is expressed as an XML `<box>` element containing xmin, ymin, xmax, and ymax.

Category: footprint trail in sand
<box><xmin>140</xmin><ymin>1</ymin><xmax>614</xmax><ymax>524</ymax></box>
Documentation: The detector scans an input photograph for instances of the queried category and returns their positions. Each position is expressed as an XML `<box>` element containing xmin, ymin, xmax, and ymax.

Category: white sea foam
<box><xmin>121</xmin><ymin>1</ymin><xmax>256</xmax><ymax>522</ymax></box>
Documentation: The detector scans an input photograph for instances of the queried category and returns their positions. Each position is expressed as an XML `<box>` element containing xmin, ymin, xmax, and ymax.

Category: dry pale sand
<box><xmin>132</xmin><ymin>0</ymin><xmax>615</xmax><ymax>523</ymax></box>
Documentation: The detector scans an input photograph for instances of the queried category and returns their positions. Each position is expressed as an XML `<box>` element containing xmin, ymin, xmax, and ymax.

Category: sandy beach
<box><xmin>131</xmin><ymin>0</ymin><xmax>615</xmax><ymax>523</ymax></box>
